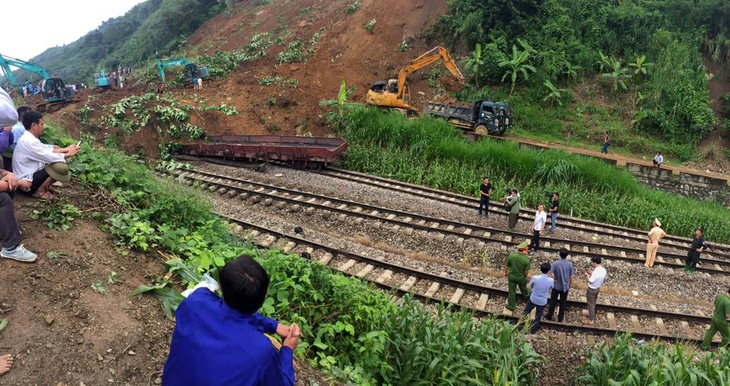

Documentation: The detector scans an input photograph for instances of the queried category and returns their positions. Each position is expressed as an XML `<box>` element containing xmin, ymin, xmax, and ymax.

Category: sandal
<box><xmin>32</xmin><ymin>191</ymin><xmax>54</xmax><ymax>201</ymax></box>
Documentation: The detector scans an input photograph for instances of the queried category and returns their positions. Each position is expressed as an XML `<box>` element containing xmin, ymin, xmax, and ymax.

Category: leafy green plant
<box><xmin>91</xmin><ymin>280</ymin><xmax>108</xmax><ymax>294</ymax></box>
<box><xmin>277</xmin><ymin>40</ymin><xmax>305</xmax><ymax>64</ymax></box>
<box><xmin>364</xmin><ymin>19</ymin><xmax>376</xmax><ymax>33</ymax></box>
<box><xmin>576</xmin><ymin>334</ymin><xmax>730</xmax><ymax>385</ymax></box>
<box><xmin>108</xmin><ymin>271</ymin><xmax>123</xmax><ymax>284</ymax></box>
<box><xmin>346</xmin><ymin>0</ymin><xmax>361</xmax><ymax>14</ymax></box>
<box><xmin>399</xmin><ymin>37</ymin><xmax>408</xmax><ymax>52</ymax></box>
<box><xmin>29</xmin><ymin>199</ymin><xmax>82</xmax><ymax>231</ymax></box>
<box><xmin>266</xmin><ymin>97</ymin><xmax>277</xmax><ymax>106</ymax></box>
<box><xmin>78</xmin><ymin>105</ymin><xmax>93</xmax><ymax>123</ymax></box>
<box><xmin>497</xmin><ymin>38</ymin><xmax>536</xmax><ymax>96</ymax></box>
<box><xmin>463</xmin><ymin>43</ymin><xmax>485</xmax><ymax>87</ymax></box>
<box><xmin>602</xmin><ymin>59</ymin><xmax>632</xmax><ymax>92</ymax></box>
<box><xmin>543</xmin><ymin>79</ymin><xmax>569</xmax><ymax>106</ymax></box>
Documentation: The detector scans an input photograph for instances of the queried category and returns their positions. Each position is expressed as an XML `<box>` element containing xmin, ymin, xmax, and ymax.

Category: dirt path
<box><xmin>498</xmin><ymin>134</ymin><xmax>730</xmax><ymax>182</ymax></box>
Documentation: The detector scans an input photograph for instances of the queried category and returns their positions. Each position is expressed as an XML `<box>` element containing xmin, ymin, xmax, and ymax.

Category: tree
<box><xmin>498</xmin><ymin>38</ymin><xmax>536</xmax><ymax>96</ymax></box>
<box><xmin>602</xmin><ymin>59</ymin><xmax>632</xmax><ymax>92</ymax></box>
<box><xmin>543</xmin><ymin>79</ymin><xmax>569</xmax><ymax>106</ymax></box>
<box><xmin>463</xmin><ymin>43</ymin><xmax>485</xmax><ymax>87</ymax></box>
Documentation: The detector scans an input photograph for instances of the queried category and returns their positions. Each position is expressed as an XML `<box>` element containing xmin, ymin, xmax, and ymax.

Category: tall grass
<box><xmin>576</xmin><ymin>334</ymin><xmax>730</xmax><ymax>385</ymax></box>
<box><xmin>337</xmin><ymin>107</ymin><xmax>730</xmax><ymax>243</ymax></box>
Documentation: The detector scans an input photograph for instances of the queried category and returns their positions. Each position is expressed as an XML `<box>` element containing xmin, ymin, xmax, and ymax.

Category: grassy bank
<box><xmin>336</xmin><ymin>106</ymin><xmax>730</xmax><ymax>244</ymax></box>
<box><xmin>576</xmin><ymin>335</ymin><xmax>730</xmax><ymax>385</ymax></box>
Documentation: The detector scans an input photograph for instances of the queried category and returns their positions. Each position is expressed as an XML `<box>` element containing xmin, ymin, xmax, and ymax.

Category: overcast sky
<box><xmin>1</xmin><ymin>0</ymin><xmax>147</xmax><ymax>62</ymax></box>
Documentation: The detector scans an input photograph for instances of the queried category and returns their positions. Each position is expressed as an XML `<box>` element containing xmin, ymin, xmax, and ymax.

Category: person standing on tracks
<box><xmin>478</xmin><ymin>177</ymin><xmax>492</xmax><ymax>217</ymax></box>
<box><xmin>505</xmin><ymin>240</ymin><xmax>531</xmax><ymax>311</ymax></box>
<box><xmin>522</xmin><ymin>262</ymin><xmax>553</xmax><ymax>333</ymax></box>
<box><xmin>701</xmin><ymin>288</ymin><xmax>730</xmax><ymax>349</ymax></box>
<box><xmin>548</xmin><ymin>193</ymin><xmax>559</xmax><ymax>233</ymax></box>
<box><xmin>582</xmin><ymin>256</ymin><xmax>606</xmax><ymax>326</ymax></box>
<box><xmin>644</xmin><ymin>218</ymin><xmax>666</xmax><ymax>268</ymax></box>
<box><xmin>545</xmin><ymin>248</ymin><xmax>574</xmax><ymax>323</ymax></box>
<box><xmin>501</xmin><ymin>189</ymin><xmax>521</xmax><ymax>230</ymax></box>
<box><xmin>601</xmin><ymin>131</ymin><xmax>610</xmax><ymax>154</ymax></box>
<box><xmin>529</xmin><ymin>204</ymin><xmax>547</xmax><ymax>252</ymax></box>
<box><xmin>684</xmin><ymin>227</ymin><xmax>707</xmax><ymax>273</ymax></box>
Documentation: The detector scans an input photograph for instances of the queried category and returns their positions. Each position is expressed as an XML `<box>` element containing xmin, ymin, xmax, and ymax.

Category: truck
<box><xmin>423</xmin><ymin>100</ymin><xmax>513</xmax><ymax>136</ymax></box>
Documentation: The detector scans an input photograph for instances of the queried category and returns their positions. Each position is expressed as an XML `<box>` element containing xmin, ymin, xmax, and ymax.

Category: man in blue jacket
<box><xmin>162</xmin><ymin>254</ymin><xmax>301</xmax><ymax>386</ymax></box>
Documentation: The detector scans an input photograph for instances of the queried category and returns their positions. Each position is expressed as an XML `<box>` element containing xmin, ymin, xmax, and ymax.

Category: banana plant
<box><xmin>498</xmin><ymin>38</ymin><xmax>536</xmax><ymax>96</ymax></box>
<box><xmin>463</xmin><ymin>43</ymin><xmax>485</xmax><ymax>87</ymax></box>
<box><xmin>542</xmin><ymin>79</ymin><xmax>569</xmax><ymax>106</ymax></box>
<box><xmin>601</xmin><ymin>59</ymin><xmax>632</xmax><ymax>92</ymax></box>
<box><xmin>629</xmin><ymin>55</ymin><xmax>653</xmax><ymax>78</ymax></box>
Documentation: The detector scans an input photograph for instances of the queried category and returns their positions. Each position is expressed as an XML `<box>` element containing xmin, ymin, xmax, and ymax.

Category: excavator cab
<box><xmin>41</xmin><ymin>78</ymin><xmax>75</xmax><ymax>102</ymax></box>
<box><xmin>365</xmin><ymin>46</ymin><xmax>463</xmax><ymax>112</ymax></box>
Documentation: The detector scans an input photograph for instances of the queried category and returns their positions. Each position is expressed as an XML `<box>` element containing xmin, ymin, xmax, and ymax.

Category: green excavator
<box><xmin>0</xmin><ymin>53</ymin><xmax>77</xmax><ymax>112</ymax></box>
<box><xmin>157</xmin><ymin>58</ymin><xmax>209</xmax><ymax>84</ymax></box>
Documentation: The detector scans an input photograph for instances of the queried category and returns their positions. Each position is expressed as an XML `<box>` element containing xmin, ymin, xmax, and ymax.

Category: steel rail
<box><xmin>317</xmin><ymin>166</ymin><xmax>730</xmax><ymax>254</ymax></box>
<box><xmin>216</xmin><ymin>213</ymin><xmax>715</xmax><ymax>345</ymax></box>
<box><xmin>171</xmin><ymin>168</ymin><xmax>730</xmax><ymax>275</ymax></box>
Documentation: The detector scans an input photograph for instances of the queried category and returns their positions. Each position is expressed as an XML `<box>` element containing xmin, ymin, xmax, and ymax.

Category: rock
<box><xmin>128</xmin><ymin>350</ymin><xmax>136</xmax><ymax>356</ymax></box>
<box><xmin>154</xmin><ymin>377</ymin><xmax>162</xmax><ymax>385</ymax></box>
<box><xmin>97</xmin><ymin>353</ymin><xmax>104</xmax><ymax>361</ymax></box>
<box><xmin>106</xmin><ymin>348</ymin><xmax>113</xmax><ymax>353</ymax></box>
<box><xmin>45</xmin><ymin>315</ymin><xmax>55</xmax><ymax>326</ymax></box>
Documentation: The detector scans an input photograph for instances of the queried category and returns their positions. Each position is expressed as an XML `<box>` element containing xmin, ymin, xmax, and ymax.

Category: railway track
<box><xmin>213</xmin><ymin>211</ymin><xmax>718</xmax><ymax>346</ymax></box>
<box><xmin>317</xmin><ymin>167</ymin><xmax>730</xmax><ymax>255</ymax></box>
<box><xmin>168</xmin><ymin>167</ymin><xmax>730</xmax><ymax>276</ymax></box>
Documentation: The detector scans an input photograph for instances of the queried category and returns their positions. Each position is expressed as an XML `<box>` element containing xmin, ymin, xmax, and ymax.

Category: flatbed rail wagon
<box><xmin>178</xmin><ymin>135</ymin><xmax>347</xmax><ymax>168</ymax></box>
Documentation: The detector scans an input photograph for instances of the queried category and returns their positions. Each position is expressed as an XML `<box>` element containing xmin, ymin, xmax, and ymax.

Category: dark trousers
<box><xmin>508</xmin><ymin>213</ymin><xmax>518</xmax><ymax>229</ymax></box>
<box><xmin>685</xmin><ymin>251</ymin><xmax>700</xmax><ymax>270</ymax></box>
<box><xmin>0</xmin><ymin>193</ymin><xmax>22</xmax><ymax>250</ymax></box>
<box><xmin>546</xmin><ymin>288</ymin><xmax>569</xmax><ymax>322</ymax></box>
<box><xmin>28</xmin><ymin>168</ymin><xmax>51</xmax><ymax>195</ymax></box>
<box><xmin>529</xmin><ymin>230</ymin><xmax>541</xmax><ymax>250</ymax></box>
<box><xmin>2</xmin><ymin>156</ymin><xmax>11</xmax><ymax>172</ymax></box>
<box><xmin>522</xmin><ymin>300</ymin><xmax>546</xmax><ymax>334</ymax></box>
<box><xmin>479</xmin><ymin>196</ymin><xmax>490</xmax><ymax>216</ymax></box>
<box><xmin>601</xmin><ymin>143</ymin><xmax>610</xmax><ymax>154</ymax></box>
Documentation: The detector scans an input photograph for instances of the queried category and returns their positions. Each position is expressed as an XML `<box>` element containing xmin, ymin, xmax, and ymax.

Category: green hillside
<box><xmin>30</xmin><ymin>0</ymin><xmax>222</xmax><ymax>84</ymax></box>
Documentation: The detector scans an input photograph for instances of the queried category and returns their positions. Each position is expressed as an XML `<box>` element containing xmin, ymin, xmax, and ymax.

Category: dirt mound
<box><xmin>182</xmin><ymin>0</ymin><xmax>452</xmax><ymax>137</ymax></box>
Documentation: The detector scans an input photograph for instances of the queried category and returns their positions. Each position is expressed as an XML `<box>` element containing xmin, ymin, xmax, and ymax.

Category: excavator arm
<box><xmin>0</xmin><ymin>54</ymin><xmax>51</xmax><ymax>86</ymax></box>
<box><xmin>157</xmin><ymin>58</ymin><xmax>192</xmax><ymax>83</ymax></box>
<box><xmin>395</xmin><ymin>46</ymin><xmax>464</xmax><ymax>100</ymax></box>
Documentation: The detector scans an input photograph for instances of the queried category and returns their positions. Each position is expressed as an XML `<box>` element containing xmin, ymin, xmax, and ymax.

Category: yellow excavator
<box><xmin>366</xmin><ymin>45</ymin><xmax>464</xmax><ymax>113</ymax></box>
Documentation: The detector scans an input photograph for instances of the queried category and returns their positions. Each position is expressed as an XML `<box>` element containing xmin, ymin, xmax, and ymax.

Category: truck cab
<box><xmin>472</xmin><ymin>100</ymin><xmax>513</xmax><ymax>135</ymax></box>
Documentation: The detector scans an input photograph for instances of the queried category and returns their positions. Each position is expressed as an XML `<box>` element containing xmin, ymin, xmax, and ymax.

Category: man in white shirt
<box><xmin>12</xmin><ymin>111</ymin><xmax>80</xmax><ymax>200</ymax></box>
<box><xmin>583</xmin><ymin>256</ymin><xmax>607</xmax><ymax>326</ymax></box>
<box><xmin>645</xmin><ymin>218</ymin><xmax>666</xmax><ymax>268</ymax></box>
<box><xmin>528</xmin><ymin>204</ymin><xmax>547</xmax><ymax>252</ymax></box>
<box><xmin>652</xmin><ymin>152</ymin><xmax>663</xmax><ymax>168</ymax></box>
